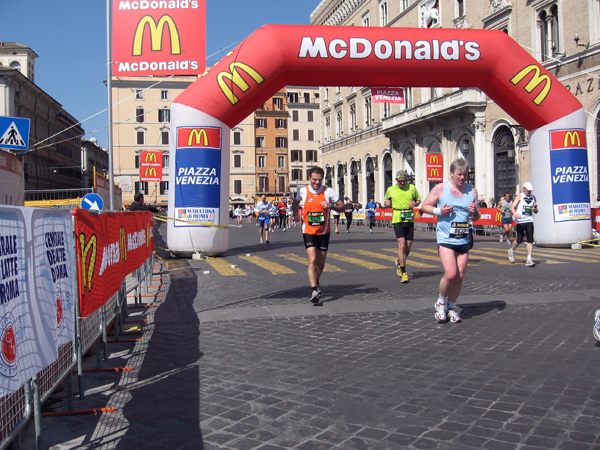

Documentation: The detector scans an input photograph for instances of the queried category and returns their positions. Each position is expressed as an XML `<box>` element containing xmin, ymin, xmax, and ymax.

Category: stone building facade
<box><xmin>310</xmin><ymin>0</ymin><xmax>600</xmax><ymax>206</ymax></box>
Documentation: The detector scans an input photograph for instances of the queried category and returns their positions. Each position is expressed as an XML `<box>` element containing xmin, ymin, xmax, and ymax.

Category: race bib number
<box><xmin>523</xmin><ymin>206</ymin><xmax>533</xmax><ymax>215</ymax></box>
<box><xmin>308</xmin><ymin>212</ymin><xmax>325</xmax><ymax>226</ymax></box>
<box><xmin>400</xmin><ymin>209</ymin><xmax>414</xmax><ymax>221</ymax></box>
<box><xmin>449</xmin><ymin>221</ymin><xmax>469</xmax><ymax>239</ymax></box>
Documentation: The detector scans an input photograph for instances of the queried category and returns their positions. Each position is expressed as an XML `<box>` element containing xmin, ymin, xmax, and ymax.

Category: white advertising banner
<box><xmin>0</xmin><ymin>207</ymin><xmax>75</xmax><ymax>396</ymax></box>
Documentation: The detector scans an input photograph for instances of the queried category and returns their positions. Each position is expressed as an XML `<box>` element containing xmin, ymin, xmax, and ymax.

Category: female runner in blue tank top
<box><xmin>421</xmin><ymin>158</ymin><xmax>481</xmax><ymax>324</ymax></box>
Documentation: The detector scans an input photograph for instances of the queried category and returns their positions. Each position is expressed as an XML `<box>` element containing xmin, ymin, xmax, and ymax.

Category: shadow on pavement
<box><xmin>458</xmin><ymin>300</ymin><xmax>507</xmax><ymax>320</ymax></box>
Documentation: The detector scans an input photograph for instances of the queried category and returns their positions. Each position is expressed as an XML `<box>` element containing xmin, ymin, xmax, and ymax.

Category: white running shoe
<box><xmin>499</xmin><ymin>236</ymin><xmax>504</xmax><ymax>243</ymax></box>
<box><xmin>525</xmin><ymin>259</ymin><xmax>535</xmax><ymax>267</ymax></box>
<box><xmin>310</xmin><ymin>290</ymin><xmax>320</xmax><ymax>304</ymax></box>
<box><xmin>508</xmin><ymin>248</ymin><xmax>515</xmax><ymax>263</ymax></box>
<box><xmin>593</xmin><ymin>309</ymin><xmax>600</xmax><ymax>342</ymax></box>
<box><xmin>447</xmin><ymin>309</ymin><xmax>462</xmax><ymax>323</ymax></box>
<box><xmin>434</xmin><ymin>302</ymin><xmax>447</xmax><ymax>322</ymax></box>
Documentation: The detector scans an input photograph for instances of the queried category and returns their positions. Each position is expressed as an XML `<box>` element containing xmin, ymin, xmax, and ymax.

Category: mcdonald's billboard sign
<box><xmin>177</xmin><ymin>127</ymin><xmax>221</xmax><ymax>149</ymax></box>
<box><xmin>426</xmin><ymin>153</ymin><xmax>443</xmax><ymax>182</ymax></box>
<box><xmin>550</xmin><ymin>129</ymin><xmax>586</xmax><ymax>150</ymax></box>
<box><xmin>140</xmin><ymin>151</ymin><xmax>163</xmax><ymax>182</ymax></box>
<box><xmin>112</xmin><ymin>0</ymin><xmax>206</xmax><ymax>76</ymax></box>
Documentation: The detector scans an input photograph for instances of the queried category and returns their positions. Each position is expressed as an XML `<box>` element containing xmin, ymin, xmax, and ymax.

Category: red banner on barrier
<box><xmin>73</xmin><ymin>210</ymin><xmax>154</xmax><ymax>317</ymax></box>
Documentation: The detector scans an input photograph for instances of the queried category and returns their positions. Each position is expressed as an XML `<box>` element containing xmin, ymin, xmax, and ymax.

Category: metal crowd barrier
<box><xmin>0</xmin><ymin>253</ymin><xmax>156</xmax><ymax>450</ymax></box>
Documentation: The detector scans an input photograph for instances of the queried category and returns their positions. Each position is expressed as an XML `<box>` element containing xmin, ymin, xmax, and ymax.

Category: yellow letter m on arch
<box><xmin>217</xmin><ymin>62</ymin><xmax>265</xmax><ymax>105</ymax></box>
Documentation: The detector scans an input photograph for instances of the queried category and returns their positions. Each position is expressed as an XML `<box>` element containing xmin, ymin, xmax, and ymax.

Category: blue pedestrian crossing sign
<box><xmin>81</xmin><ymin>193</ymin><xmax>104</xmax><ymax>212</ymax></box>
<box><xmin>0</xmin><ymin>116</ymin><xmax>30</xmax><ymax>151</ymax></box>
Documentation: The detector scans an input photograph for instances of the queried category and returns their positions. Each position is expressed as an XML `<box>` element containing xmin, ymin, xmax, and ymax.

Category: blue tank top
<box><xmin>436</xmin><ymin>181</ymin><xmax>474</xmax><ymax>246</ymax></box>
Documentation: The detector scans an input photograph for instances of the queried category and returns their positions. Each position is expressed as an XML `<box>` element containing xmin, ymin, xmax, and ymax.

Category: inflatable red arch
<box><xmin>167</xmin><ymin>25</ymin><xmax>591</xmax><ymax>255</ymax></box>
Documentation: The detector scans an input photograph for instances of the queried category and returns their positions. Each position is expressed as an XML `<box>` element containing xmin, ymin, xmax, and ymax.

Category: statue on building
<box><xmin>420</xmin><ymin>0</ymin><xmax>440</xmax><ymax>28</ymax></box>
<box><xmin>490</xmin><ymin>0</ymin><xmax>509</xmax><ymax>14</ymax></box>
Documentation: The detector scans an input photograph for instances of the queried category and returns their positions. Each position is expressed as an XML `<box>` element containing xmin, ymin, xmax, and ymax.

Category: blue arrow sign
<box><xmin>0</xmin><ymin>116</ymin><xmax>30</xmax><ymax>151</ymax></box>
<box><xmin>81</xmin><ymin>193</ymin><xmax>104</xmax><ymax>212</ymax></box>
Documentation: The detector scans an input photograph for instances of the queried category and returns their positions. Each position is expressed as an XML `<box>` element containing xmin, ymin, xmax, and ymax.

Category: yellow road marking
<box><xmin>351</xmin><ymin>249</ymin><xmax>437</xmax><ymax>268</ymax></box>
<box><xmin>418</xmin><ymin>247</ymin><xmax>517</xmax><ymax>265</ymax></box>
<box><xmin>327</xmin><ymin>253</ymin><xmax>388</xmax><ymax>269</ymax></box>
<box><xmin>382</xmin><ymin>248</ymin><xmax>441</xmax><ymax>263</ymax></box>
<box><xmin>239</xmin><ymin>255</ymin><xmax>296</xmax><ymax>274</ymax></box>
<box><xmin>277</xmin><ymin>254</ymin><xmax>345</xmax><ymax>272</ymax></box>
<box><xmin>205</xmin><ymin>257</ymin><xmax>247</xmax><ymax>276</ymax></box>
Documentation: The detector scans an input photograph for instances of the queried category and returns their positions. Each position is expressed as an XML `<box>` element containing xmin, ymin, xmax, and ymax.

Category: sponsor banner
<box><xmin>549</xmin><ymin>129</ymin><xmax>591</xmax><ymax>222</ymax></box>
<box><xmin>174</xmin><ymin>127</ymin><xmax>222</xmax><ymax>228</ymax></box>
<box><xmin>371</xmin><ymin>87</ymin><xmax>404</xmax><ymax>104</ymax></box>
<box><xmin>112</xmin><ymin>0</ymin><xmax>206</xmax><ymax>76</ymax></box>
<box><xmin>1</xmin><ymin>207</ymin><xmax>75</xmax><ymax>396</ymax></box>
<box><xmin>426</xmin><ymin>153</ymin><xmax>443</xmax><ymax>182</ymax></box>
<box><xmin>73</xmin><ymin>210</ymin><xmax>154</xmax><ymax>317</ymax></box>
<box><xmin>140</xmin><ymin>151</ymin><xmax>163</xmax><ymax>182</ymax></box>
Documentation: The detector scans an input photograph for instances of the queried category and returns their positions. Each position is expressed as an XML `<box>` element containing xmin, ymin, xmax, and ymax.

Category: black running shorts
<box><xmin>393</xmin><ymin>222</ymin><xmax>415</xmax><ymax>240</ymax></box>
<box><xmin>303</xmin><ymin>233</ymin><xmax>330</xmax><ymax>251</ymax></box>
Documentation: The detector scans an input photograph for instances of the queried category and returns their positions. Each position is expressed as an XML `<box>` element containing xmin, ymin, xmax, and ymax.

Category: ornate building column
<box><xmin>473</xmin><ymin>114</ymin><xmax>488</xmax><ymax>198</ymax></box>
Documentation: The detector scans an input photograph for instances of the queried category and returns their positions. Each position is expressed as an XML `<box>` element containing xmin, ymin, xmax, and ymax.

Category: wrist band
<box><xmin>433</xmin><ymin>207</ymin><xmax>442</xmax><ymax>216</ymax></box>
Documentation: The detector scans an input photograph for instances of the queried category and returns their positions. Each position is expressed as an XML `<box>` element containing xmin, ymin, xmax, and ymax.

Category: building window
<box><xmin>292</xmin><ymin>110</ymin><xmax>299</xmax><ymax>122</ymax></box>
<box><xmin>273</xmin><ymin>97</ymin><xmax>283</xmax><ymax>110</ymax></box>
<box><xmin>456</xmin><ymin>0</ymin><xmax>464</xmax><ymax>17</ymax></box>
<box><xmin>379</xmin><ymin>0</ymin><xmax>388</xmax><ymax>26</ymax></box>
<box><xmin>234</xmin><ymin>154</ymin><xmax>242</xmax><ymax>168</ymax></box>
<box><xmin>288</xmin><ymin>92</ymin><xmax>299</xmax><ymax>103</ymax></box>
<box><xmin>161</xmin><ymin>129</ymin><xmax>169</xmax><ymax>145</ymax></box>
<box><xmin>307</xmin><ymin>111</ymin><xmax>314</xmax><ymax>122</ymax></box>
<box><xmin>306</xmin><ymin>150</ymin><xmax>317</xmax><ymax>162</ymax></box>
<box><xmin>160</xmin><ymin>90</ymin><xmax>169</xmax><ymax>101</ymax></box>
<box><xmin>405</xmin><ymin>87</ymin><xmax>413</xmax><ymax>109</ymax></box>
<box><xmin>278</xmin><ymin>176</ymin><xmax>286</xmax><ymax>193</ymax></box>
<box><xmin>256</xmin><ymin>136</ymin><xmax>265</xmax><ymax>148</ymax></box>
<box><xmin>382</xmin><ymin>102</ymin><xmax>391</xmax><ymax>119</ymax></box>
<box><xmin>276</xmin><ymin>118</ymin><xmax>286</xmax><ymax>129</ymax></box>
<box><xmin>135</xmin><ymin>89</ymin><xmax>144</xmax><ymax>100</ymax></box>
<box><xmin>325</xmin><ymin>116</ymin><xmax>331</xmax><ymax>141</ymax></box>
<box><xmin>258</xmin><ymin>155</ymin><xmax>266</xmax><ymax>168</ymax></box>
<box><xmin>401</xmin><ymin>0</ymin><xmax>410</xmax><ymax>12</ymax></box>
<box><xmin>307</xmin><ymin>130</ymin><xmax>315</xmax><ymax>141</ymax></box>
<box><xmin>234</xmin><ymin>179</ymin><xmax>242</xmax><ymax>194</ymax></box>
<box><xmin>278</xmin><ymin>156</ymin><xmax>285</xmax><ymax>168</ymax></box>
<box><xmin>293</xmin><ymin>129</ymin><xmax>300</xmax><ymax>141</ymax></box>
<box><xmin>256</xmin><ymin>118</ymin><xmax>267</xmax><ymax>128</ymax></box>
<box><xmin>136</xmin><ymin>107</ymin><xmax>144</xmax><ymax>123</ymax></box>
<box><xmin>134</xmin><ymin>181</ymin><xmax>149</xmax><ymax>195</ymax></box>
<box><xmin>233</xmin><ymin>130</ymin><xmax>242</xmax><ymax>145</ymax></box>
<box><xmin>362</xmin><ymin>12</ymin><xmax>370</xmax><ymax>26</ymax></box>
<box><xmin>336</xmin><ymin>110</ymin><xmax>343</xmax><ymax>136</ymax></box>
<box><xmin>258</xmin><ymin>176</ymin><xmax>268</xmax><ymax>192</ymax></box>
<box><xmin>364</xmin><ymin>97</ymin><xmax>372</xmax><ymax>127</ymax></box>
<box><xmin>136</xmin><ymin>128</ymin><xmax>146</xmax><ymax>145</ymax></box>
<box><xmin>538</xmin><ymin>4</ymin><xmax>560</xmax><ymax>61</ymax></box>
<box><xmin>163</xmin><ymin>154</ymin><xmax>169</xmax><ymax>168</ymax></box>
<box><xmin>349</xmin><ymin>103</ymin><xmax>357</xmax><ymax>131</ymax></box>
<box><xmin>160</xmin><ymin>181</ymin><xmax>169</xmax><ymax>195</ymax></box>
<box><xmin>276</xmin><ymin>136</ymin><xmax>287</xmax><ymax>148</ymax></box>
<box><xmin>135</xmin><ymin>154</ymin><xmax>140</xmax><ymax>168</ymax></box>
<box><xmin>292</xmin><ymin>169</ymin><xmax>302</xmax><ymax>181</ymax></box>
<box><xmin>304</xmin><ymin>92</ymin><xmax>311</xmax><ymax>103</ymax></box>
<box><xmin>158</xmin><ymin>109</ymin><xmax>170</xmax><ymax>123</ymax></box>
<box><xmin>291</xmin><ymin>150</ymin><xmax>303</xmax><ymax>162</ymax></box>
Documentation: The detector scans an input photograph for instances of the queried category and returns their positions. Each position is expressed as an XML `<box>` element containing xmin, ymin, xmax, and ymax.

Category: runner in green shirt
<box><xmin>384</xmin><ymin>170</ymin><xmax>421</xmax><ymax>283</ymax></box>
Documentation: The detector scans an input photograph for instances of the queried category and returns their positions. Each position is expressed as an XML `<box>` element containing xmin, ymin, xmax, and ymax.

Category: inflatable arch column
<box><xmin>167</xmin><ymin>25</ymin><xmax>591</xmax><ymax>256</ymax></box>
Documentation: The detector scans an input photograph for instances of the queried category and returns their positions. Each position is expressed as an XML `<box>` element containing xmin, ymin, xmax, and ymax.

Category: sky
<box><xmin>2</xmin><ymin>0</ymin><xmax>321</xmax><ymax>149</ymax></box>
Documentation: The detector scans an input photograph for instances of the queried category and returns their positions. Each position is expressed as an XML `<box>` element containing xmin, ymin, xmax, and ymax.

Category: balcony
<box><xmin>382</xmin><ymin>88</ymin><xmax>487</xmax><ymax>134</ymax></box>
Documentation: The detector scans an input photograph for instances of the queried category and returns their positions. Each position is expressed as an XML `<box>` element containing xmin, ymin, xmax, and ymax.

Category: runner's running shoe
<box><xmin>395</xmin><ymin>259</ymin><xmax>401</xmax><ymax>277</ymax></box>
<box><xmin>310</xmin><ymin>290</ymin><xmax>320</xmax><ymax>304</ymax></box>
<box><xmin>447</xmin><ymin>309</ymin><xmax>462</xmax><ymax>323</ymax></box>
<box><xmin>434</xmin><ymin>302</ymin><xmax>447</xmax><ymax>322</ymax></box>
<box><xmin>316</xmin><ymin>285</ymin><xmax>322</xmax><ymax>297</ymax></box>
<box><xmin>401</xmin><ymin>272</ymin><xmax>409</xmax><ymax>283</ymax></box>
<box><xmin>525</xmin><ymin>259</ymin><xmax>535</xmax><ymax>267</ymax></box>
<box><xmin>593</xmin><ymin>309</ymin><xmax>600</xmax><ymax>342</ymax></box>
<box><xmin>508</xmin><ymin>248</ymin><xmax>515</xmax><ymax>263</ymax></box>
